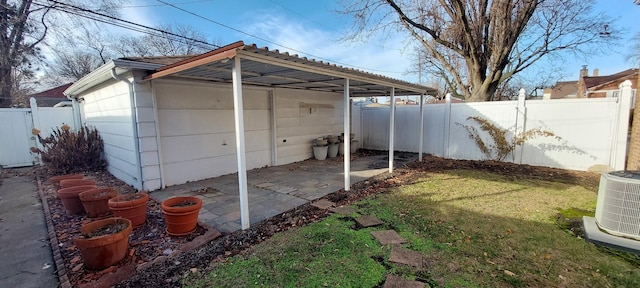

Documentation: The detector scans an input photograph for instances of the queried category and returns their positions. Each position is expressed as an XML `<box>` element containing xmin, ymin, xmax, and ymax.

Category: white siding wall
<box><xmin>274</xmin><ymin>88</ymin><xmax>344</xmax><ymax>165</ymax></box>
<box><xmin>133</xmin><ymin>72</ymin><xmax>162</xmax><ymax>191</ymax></box>
<box><xmin>154</xmin><ymin>79</ymin><xmax>272</xmax><ymax>187</ymax></box>
<box><xmin>80</xmin><ymin>77</ymin><xmax>139</xmax><ymax>187</ymax></box>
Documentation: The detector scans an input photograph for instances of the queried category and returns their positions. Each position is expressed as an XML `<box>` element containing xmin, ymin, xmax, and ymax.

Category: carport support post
<box><xmin>419</xmin><ymin>94</ymin><xmax>424</xmax><ymax>161</ymax></box>
<box><xmin>389</xmin><ymin>88</ymin><xmax>396</xmax><ymax>173</ymax></box>
<box><xmin>343</xmin><ymin>78</ymin><xmax>351</xmax><ymax>191</ymax></box>
<box><xmin>232</xmin><ymin>56</ymin><xmax>250</xmax><ymax>230</ymax></box>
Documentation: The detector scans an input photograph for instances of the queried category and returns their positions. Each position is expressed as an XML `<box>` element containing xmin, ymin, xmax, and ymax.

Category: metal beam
<box><xmin>344</xmin><ymin>78</ymin><xmax>351</xmax><ymax>191</ymax></box>
<box><xmin>232</xmin><ymin>56</ymin><xmax>250</xmax><ymax>230</ymax></box>
<box><xmin>389</xmin><ymin>88</ymin><xmax>395</xmax><ymax>173</ymax></box>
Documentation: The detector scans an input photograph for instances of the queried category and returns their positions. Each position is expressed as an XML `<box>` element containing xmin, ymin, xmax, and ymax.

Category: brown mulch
<box><xmin>12</xmin><ymin>153</ymin><xmax>602</xmax><ymax>287</ymax></box>
<box><xmin>38</xmin><ymin>170</ymin><xmax>208</xmax><ymax>287</ymax></box>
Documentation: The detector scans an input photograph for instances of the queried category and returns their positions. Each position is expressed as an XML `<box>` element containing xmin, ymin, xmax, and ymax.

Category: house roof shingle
<box><xmin>29</xmin><ymin>83</ymin><xmax>73</xmax><ymax>99</ymax></box>
<box><xmin>583</xmin><ymin>68</ymin><xmax>638</xmax><ymax>90</ymax></box>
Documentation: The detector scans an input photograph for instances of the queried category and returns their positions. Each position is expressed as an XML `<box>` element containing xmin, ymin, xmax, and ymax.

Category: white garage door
<box><xmin>155</xmin><ymin>80</ymin><xmax>272</xmax><ymax>186</ymax></box>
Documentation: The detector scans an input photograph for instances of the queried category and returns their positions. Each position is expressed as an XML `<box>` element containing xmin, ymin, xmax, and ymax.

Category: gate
<box><xmin>0</xmin><ymin>98</ymin><xmax>76</xmax><ymax>168</ymax></box>
<box><xmin>0</xmin><ymin>109</ymin><xmax>36</xmax><ymax>167</ymax></box>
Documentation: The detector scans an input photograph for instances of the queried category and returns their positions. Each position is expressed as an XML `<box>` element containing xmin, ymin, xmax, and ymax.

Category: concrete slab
<box><xmin>0</xmin><ymin>175</ymin><xmax>58</xmax><ymax>288</ymax></box>
<box><xmin>383</xmin><ymin>274</ymin><xmax>425</xmax><ymax>288</ymax></box>
<box><xmin>329</xmin><ymin>206</ymin><xmax>356</xmax><ymax>215</ymax></box>
<box><xmin>355</xmin><ymin>215</ymin><xmax>384</xmax><ymax>227</ymax></box>
<box><xmin>389</xmin><ymin>245</ymin><xmax>423</xmax><ymax>268</ymax></box>
<box><xmin>149</xmin><ymin>155</ymin><xmax>396</xmax><ymax>234</ymax></box>
<box><xmin>583</xmin><ymin>216</ymin><xmax>640</xmax><ymax>254</ymax></box>
<box><xmin>311</xmin><ymin>199</ymin><xmax>335</xmax><ymax>209</ymax></box>
<box><xmin>371</xmin><ymin>230</ymin><xmax>407</xmax><ymax>245</ymax></box>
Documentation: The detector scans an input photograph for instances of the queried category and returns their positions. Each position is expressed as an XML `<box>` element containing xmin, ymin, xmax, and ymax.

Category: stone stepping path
<box><xmin>389</xmin><ymin>245</ymin><xmax>423</xmax><ymax>268</ymax></box>
<box><xmin>371</xmin><ymin>230</ymin><xmax>407</xmax><ymax>245</ymax></box>
<box><xmin>311</xmin><ymin>199</ymin><xmax>335</xmax><ymax>209</ymax></box>
<box><xmin>329</xmin><ymin>206</ymin><xmax>356</xmax><ymax>215</ymax></box>
<box><xmin>383</xmin><ymin>274</ymin><xmax>425</xmax><ymax>288</ymax></box>
<box><xmin>355</xmin><ymin>215</ymin><xmax>384</xmax><ymax>227</ymax></box>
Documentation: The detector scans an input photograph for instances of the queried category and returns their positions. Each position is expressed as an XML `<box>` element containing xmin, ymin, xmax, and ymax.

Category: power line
<box><xmin>155</xmin><ymin>0</ymin><xmax>405</xmax><ymax>74</ymax></box>
<box><xmin>36</xmin><ymin>0</ymin><xmax>220</xmax><ymax>51</ymax></box>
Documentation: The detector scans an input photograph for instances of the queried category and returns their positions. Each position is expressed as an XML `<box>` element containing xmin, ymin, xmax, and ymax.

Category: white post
<box><xmin>232</xmin><ymin>56</ymin><xmax>250</xmax><ymax>230</ymax></box>
<box><xmin>389</xmin><ymin>88</ymin><xmax>396</xmax><ymax>173</ymax></box>
<box><xmin>29</xmin><ymin>97</ymin><xmax>42</xmax><ymax>165</ymax></box>
<box><xmin>515</xmin><ymin>89</ymin><xmax>527</xmax><ymax>164</ymax></box>
<box><xmin>611</xmin><ymin>80</ymin><xmax>633</xmax><ymax>170</ymax></box>
<box><xmin>443</xmin><ymin>93</ymin><xmax>452</xmax><ymax>158</ymax></box>
<box><xmin>419</xmin><ymin>94</ymin><xmax>424</xmax><ymax>161</ymax></box>
<box><xmin>344</xmin><ymin>79</ymin><xmax>351</xmax><ymax>190</ymax></box>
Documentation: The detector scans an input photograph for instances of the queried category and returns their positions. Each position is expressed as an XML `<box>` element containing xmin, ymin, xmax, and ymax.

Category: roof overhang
<box><xmin>142</xmin><ymin>41</ymin><xmax>436</xmax><ymax>97</ymax></box>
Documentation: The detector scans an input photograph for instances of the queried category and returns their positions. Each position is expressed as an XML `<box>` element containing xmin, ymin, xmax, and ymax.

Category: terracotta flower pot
<box><xmin>80</xmin><ymin>187</ymin><xmax>117</xmax><ymax>218</ymax></box>
<box><xmin>60</xmin><ymin>178</ymin><xmax>97</xmax><ymax>188</ymax></box>
<box><xmin>161</xmin><ymin>196</ymin><xmax>202</xmax><ymax>236</ymax></box>
<box><xmin>73</xmin><ymin>217</ymin><xmax>132</xmax><ymax>270</ymax></box>
<box><xmin>49</xmin><ymin>174</ymin><xmax>84</xmax><ymax>185</ymax></box>
<box><xmin>57</xmin><ymin>185</ymin><xmax>96</xmax><ymax>215</ymax></box>
<box><xmin>108</xmin><ymin>193</ymin><xmax>149</xmax><ymax>228</ymax></box>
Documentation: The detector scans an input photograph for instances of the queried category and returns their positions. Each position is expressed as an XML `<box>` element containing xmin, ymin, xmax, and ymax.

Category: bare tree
<box><xmin>341</xmin><ymin>0</ymin><xmax>616</xmax><ymax>101</ymax></box>
<box><xmin>0</xmin><ymin>0</ymin><xmax>122</xmax><ymax>107</ymax></box>
<box><xmin>141</xmin><ymin>23</ymin><xmax>212</xmax><ymax>56</ymax></box>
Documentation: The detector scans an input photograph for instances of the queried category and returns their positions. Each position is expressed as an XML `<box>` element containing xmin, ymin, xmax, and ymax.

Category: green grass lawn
<box><xmin>183</xmin><ymin>169</ymin><xmax>640</xmax><ymax>287</ymax></box>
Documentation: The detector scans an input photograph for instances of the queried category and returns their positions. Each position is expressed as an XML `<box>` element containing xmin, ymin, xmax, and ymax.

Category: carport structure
<box><xmin>142</xmin><ymin>41</ymin><xmax>437</xmax><ymax>229</ymax></box>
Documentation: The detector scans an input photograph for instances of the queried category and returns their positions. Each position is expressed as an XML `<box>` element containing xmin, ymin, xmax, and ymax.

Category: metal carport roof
<box><xmin>142</xmin><ymin>41</ymin><xmax>437</xmax><ymax>97</ymax></box>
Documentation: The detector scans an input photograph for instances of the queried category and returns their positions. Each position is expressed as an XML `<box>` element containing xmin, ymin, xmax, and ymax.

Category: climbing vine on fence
<box><xmin>456</xmin><ymin>116</ymin><xmax>560</xmax><ymax>161</ymax></box>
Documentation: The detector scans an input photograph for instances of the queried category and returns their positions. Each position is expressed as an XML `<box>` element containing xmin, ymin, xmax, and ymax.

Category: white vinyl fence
<box><xmin>354</xmin><ymin>80</ymin><xmax>635</xmax><ymax>171</ymax></box>
<box><xmin>0</xmin><ymin>98</ymin><xmax>76</xmax><ymax>167</ymax></box>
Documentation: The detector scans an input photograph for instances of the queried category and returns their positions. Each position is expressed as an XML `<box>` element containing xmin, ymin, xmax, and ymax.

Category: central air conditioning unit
<box><xmin>595</xmin><ymin>171</ymin><xmax>640</xmax><ymax>240</ymax></box>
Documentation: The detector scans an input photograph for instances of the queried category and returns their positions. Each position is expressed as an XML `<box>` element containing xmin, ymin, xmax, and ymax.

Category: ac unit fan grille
<box><xmin>595</xmin><ymin>172</ymin><xmax>640</xmax><ymax>240</ymax></box>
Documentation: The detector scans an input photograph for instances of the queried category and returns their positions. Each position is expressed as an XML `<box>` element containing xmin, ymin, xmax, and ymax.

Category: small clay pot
<box><xmin>108</xmin><ymin>193</ymin><xmax>149</xmax><ymax>228</ymax></box>
<box><xmin>161</xmin><ymin>196</ymin><xmax>202</xmax><ymax>236</ymax></box>
<box><xmin>49</xmin><ymin>174</ymin><xmax>84</xmax><ymax>185</ymax></box>
<box><xmin>80</xmin><ymin>187</ymin><xmax>117</xmax><ymax>218</ymax></box>
<box><xmin>60</xmin><ymin>178</ymin><xmax>97</xmax><ymax>189</ymax></box>
<box><xmin>57</xmin><ymin>185</ymin><xmax>96</xmax><ymax>215</ymax></box>
<box><xmin>73</xmin><ymin>217</ymin><xmax>132</xmax><ymax>270</ymax></box>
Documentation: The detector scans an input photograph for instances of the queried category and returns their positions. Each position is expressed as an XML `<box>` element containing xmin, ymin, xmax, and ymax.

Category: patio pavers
<box><xmin>355</xmin><ymin>215</ymin><xmax>384</xmax><ymax>227</ymax></box>
<box><xmin>389</xmin><ymin>245</ymin><xmax>423</xmax><ymax>268</ymax></box>
<box><xmin>149</xmin><ymin>154</ymin><xmax>405</xmax><ymax>233</ymax></box>
<box><xmin>311</xmin><ymin>199</ymin><xmax>335</xmax><ymax>209</ymax></box>
<box><xmin>329</xmin><ymin>206</ymin><xmax>356</xmax><ymax>215</ymax></box>
<box><xmin>383</xmin><ymin>274</ymin><xmax>425</xmax><ymax>288</ymax></box>
<box><xmin>371</xmin><ymin>230</ymin><xmax>407</xmax><ymax>245</ymax></box>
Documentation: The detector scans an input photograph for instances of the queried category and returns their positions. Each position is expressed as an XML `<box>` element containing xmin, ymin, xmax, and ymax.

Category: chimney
<box><xmin>593</xmin><ymin>68</ymin><xmax>599</xmax><ymax>77</ymax></box>
<box><xmin>580</xmin><ymin>65</ymin><xmax>588</xmax><ymax>78</ymax></box>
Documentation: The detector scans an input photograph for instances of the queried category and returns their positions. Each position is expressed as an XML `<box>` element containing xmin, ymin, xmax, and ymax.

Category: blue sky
<box><xmin>118</xmin><ymin>0</ymin><xmax>640</xmax><ymax>84</ymax></box>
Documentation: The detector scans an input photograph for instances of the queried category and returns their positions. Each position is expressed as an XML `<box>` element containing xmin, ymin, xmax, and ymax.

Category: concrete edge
<box><xmin>583</xmin><ymin>216</ymin><xmax>640</xmax><ymax>255</ymax></box>
<box><xmin>36</xmin><ymin>176</ymin><xmax>72</xmax><ymax>288</ymax></box>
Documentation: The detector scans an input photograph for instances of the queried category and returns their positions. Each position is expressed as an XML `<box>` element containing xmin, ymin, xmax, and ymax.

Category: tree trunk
<box><xmin>0</xmin><ymin>66</ymin><xmax>13</xmax><ymax>107</ymax></box>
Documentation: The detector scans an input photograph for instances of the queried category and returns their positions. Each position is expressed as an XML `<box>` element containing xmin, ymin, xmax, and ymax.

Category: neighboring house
<box><xmin>29</xmin><ymin>83</ymin><xmax>73</xmax><ymax>107</ymax></box>
<box><xmin>544</xmin><ymin>66</ymin><xmax>638</xmax><ymax>99</ymax></box>
<box><xmin>64</xmin><ymin>41</ymin><xmax>436</xmax><ymax>192</ymax></box>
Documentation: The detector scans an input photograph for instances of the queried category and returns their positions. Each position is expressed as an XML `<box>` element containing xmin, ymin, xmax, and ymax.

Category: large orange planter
<box><xmin>60</xmin><ymin>178</ymin><xmax>96</xmax><ymax>188</ymax></box>
<box><xmin>73</xmin><ymin>217</ymin><xmax>132</xmax><ymax>270</ymax></box>
<box><xmin>161</xmin><ymin>196</ymin><xmax>202</xmax><ymax>236</ymax></box>
<box><xmin>49</xmin><ymin>174</ymin><xmax>84</xmax><ymax>185</ymax></box>
<box><xmin>57</xmin><ymin>185</ymin><xmax>96</xmax><ymax>215</ymax></box>
<box><xmin>108</xmin><ymin>193</ymin><xmax>149</xmax><ymax>228</ymax></box>
<box><xmin>80</xmin><ymin>187</ymin><xmax>117</xmax><ymax>218</ymax></box>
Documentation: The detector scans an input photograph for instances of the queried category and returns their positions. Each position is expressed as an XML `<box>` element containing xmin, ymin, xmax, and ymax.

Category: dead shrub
<box><xmin>31</xmin><ymin>125</ymin><xmax>107</xmax><ymax>173</ymax></box>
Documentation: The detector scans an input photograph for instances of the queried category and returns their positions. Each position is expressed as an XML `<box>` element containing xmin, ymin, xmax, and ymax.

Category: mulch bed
<box><xmin>22</xmin><ymin>153</ymin><xmax>601</xmax><ymax>287</ymax></box>
<box><xmin>37</xmin><ymin>170</ymin><xmax>216</xmax><ymax>288</ymax></box>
